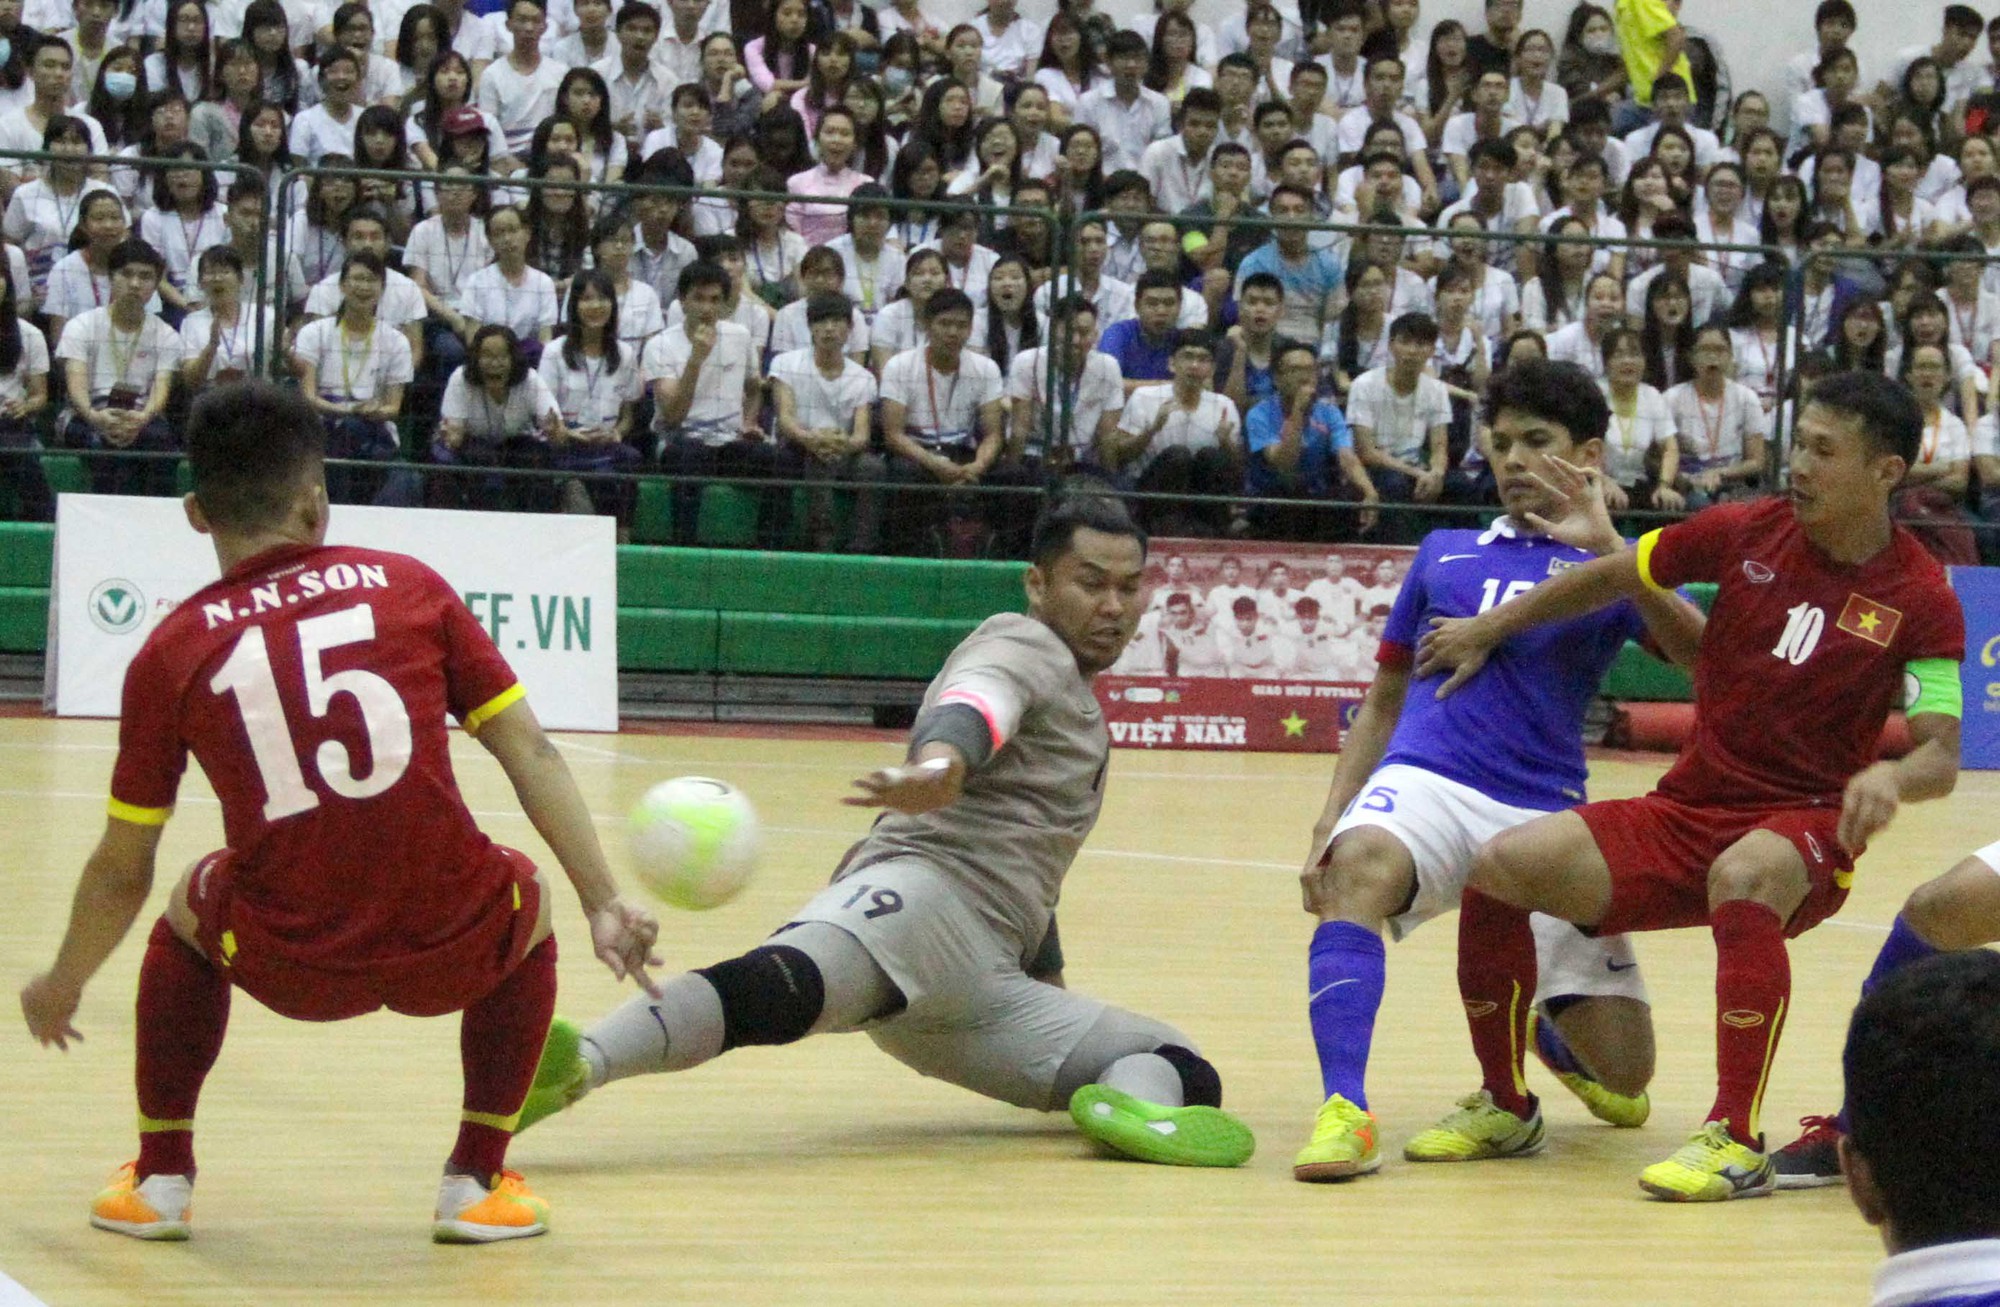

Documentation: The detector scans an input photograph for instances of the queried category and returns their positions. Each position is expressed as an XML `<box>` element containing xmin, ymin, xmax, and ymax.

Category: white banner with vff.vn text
<box><xmin>47</xmin><ymin>496</ymin><xmax>618</xmax><ymax>731</ymax></box>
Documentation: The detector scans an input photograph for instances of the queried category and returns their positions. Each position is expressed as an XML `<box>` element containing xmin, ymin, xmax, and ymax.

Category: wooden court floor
<box><xmin>1</xmin><ymin>715</ymin><xmax>1988</xmax><ymax>1305</ymax></box>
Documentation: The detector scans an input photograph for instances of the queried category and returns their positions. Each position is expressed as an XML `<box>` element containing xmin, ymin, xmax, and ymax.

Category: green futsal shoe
<box><xmin>515</xmin><ymin>1017</ymin><xmax>592</xmax><ymax>1135</ymax></box>
<box><xmin>1068</xmin><ymin>1085</ymin><xmax>1257</xmax><ymax>1168</ymax></box>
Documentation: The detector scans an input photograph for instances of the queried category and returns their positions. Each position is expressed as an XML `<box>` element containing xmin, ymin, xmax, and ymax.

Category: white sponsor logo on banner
<box><xmin>48</xmin><ymin>497</ymin><xmax>619</xmax><ymax>731</ymax></box>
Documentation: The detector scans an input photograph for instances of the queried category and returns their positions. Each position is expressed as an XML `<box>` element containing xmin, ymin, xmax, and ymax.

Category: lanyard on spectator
<box><xmin>925</xmin><ymin>361</ymin><xmax>961</xmax><ymax>441</ymax></box>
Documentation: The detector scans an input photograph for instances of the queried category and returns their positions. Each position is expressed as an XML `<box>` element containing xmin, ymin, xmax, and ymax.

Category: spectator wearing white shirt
<box><xmin>1007</xmin><ymin>293</ymin><xmax>1123</xmax><ymax>473</ymax></box>
<box><xmin>0</xmin><ymin>259</ymin><xmax>51</xmax><ymax>521</ymax></box>
<box><xmin>0</xmin><ymin>41</ymin><xmax>107</xmax><ymax>197</ymax></box>
<box><xmin>643</xmin><ymin>259</ymin><xmax>770</xmax><ymax>545</ymax></box>
<box><xmin>1506</xmin><ymin>29</ymin><xmax>1568</xmax><ymax>135</ymax></box>
<box><xmin>1</xmin><ymin>113</ymin><xmax>114</xmax><ymax>304</ymax></box>
<box><xmin>42</xmin><ymin>191</ymin><xmax>159</xmax><ymax>355</ymax></box>
<box><xmin>593</xmin><ymin>6</ymin><xmax>667</xmax><ymax>150</ymax></box>
<box><xmin>546</xmin><ymin>0</ymin><xmax>615</xmax><ymax>71</ymax></box>
<box><xmin>56</xmin><ymin>238</ymin><xmax>181</xmax><ymax>497</ymax></box>
<box><xmin>320</xmin><ymin>3</ymin><xmax>403</xmax><ymax>106</ymax></box>
<box><xmin>403</xmin><ymin>166</ymin><xmax>492</xmax><ymax>374</ymax></box>
<box><xmin>770</xmin><ymin>246</ymin><xmax>870</xmax><ymax>363</ymax></box>
<box><xmin>476</xmin><ymin>0</ymin><xmax>568</xmax><ymax>156</ymax></box>
<box><xmin>1622</xmin><ymin>74</ymin><xmax>1719</xmax><ymax>164</ymax></box>
<box><xmin>770</xmin><ymin>290</ymin><xmax>885</xmax><ymax>552</ymax></box>
<box><xmin>1598</xmin><ymin>326</ymin><xmax>1681</xmax><ymax>513</ymax></box>
<box><xmin>970</xmin><ymin>0</ymin><xmax>1040</xmax><ymax>84</ymax></box>
<box><xmin>1347</xmin><ymin>314</ymin><xmax>1452</xmax><ymax>522</ymax></box>
<box><xmin>433</xmin><ymin>324</ymin><xmax>565</xmax><ymax>510</ymax></box>
<box><xmin>138</xmin><ymin>146</ymin><xmax>228</xmax><ymax>316</ymax></box>
<box><xmin>1108</xmin><ymin>328</ymin><xmax>1242</xmax><ymax>534</ymax></box>
<box><xmin>178</xmin><ymin>247</ymin><xmax>273</xmax><ymax>387</ymax></box>
<box><xmin>1879</xmin><ymin>7</ymin><xmax>1986</xmax><ymax>116</ymax></box>
<box><xmin>1622</xmin><ymin>212</ymin><xmax>1727</xmax><ymax>326</ymax></box>
<box><xmin>649</xmin><ymin>0</ymin><xmax>710</xmax><ymax>91</ymax></box>
<box><xmin>289</xmin><ymin>250</ymin><xmax>415</xmax><ymax>503</ymax></box>
<box><xmin>457</xmin><ymin>205</ymin><xmax>561</xmax><ymax>345</ymax></box>
<box><xmin>826</xmin><ymin>186</ymin><xmax>904</xmax><ymax>323</ymax></box>
<box><xmin>1440</xmin><ymin>70</ymin><xmax>1520</xmax><ymax>189</ymax></box>
<box><xmin>1666</xmin><ymin>323</ymin><xmax>1769</xmax><ymax>508</ymax></box>
<box><xmin>288</xmin><ymin>49</ymin><xmax>365</xmax><ymax>164</ymax></box>
<box><xmin>1138</xmin><ymin>87</ymin><xmax>1220</xmax><ymax>218</ymax></box>
<box><xmin>1332</xmin><ymin>57</ymin><xmax>1439</xmax><ymax>209</ymax></box>
<box><xmin>879</xmin><ymin>286</ymin><xmax>1015</xmax><ymax>552</ymax></box>
<box><xmin>1433</xmin><ymin>139</ymin><xmax>1541</xmax><ymax>279</ymax></box>
<box><xmin>299</xmin><ymin>205</ymin><xmax>427</xmax><ymax>368</ymax></box>
<box><xmin>538</xmin><ymin>268</ymin><xmax>645</xmax><ymax>516</ymax></box>
<box><xmin>1074</xmin><ymin>31</ymin><xmax>1172</xmax><ymax>173</ymax></box>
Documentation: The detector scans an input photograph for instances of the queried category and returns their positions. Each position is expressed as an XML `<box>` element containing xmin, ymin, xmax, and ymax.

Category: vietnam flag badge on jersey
<box><xmin>1837</xmin><ymin>594</ymin><xmax>1903</xmax><ymax>648</ymax></box>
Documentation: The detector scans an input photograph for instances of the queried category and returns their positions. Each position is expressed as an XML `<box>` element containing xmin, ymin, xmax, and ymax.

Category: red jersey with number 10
<box><xmin>1637</xmin><ymin>498</ymin><xmax>1965</xmax><ymax>811</ymax></box>
<box><xmin>108</xmin><ymin>543</ymin><xmax>523</xmax><ymax>970</ymax></box>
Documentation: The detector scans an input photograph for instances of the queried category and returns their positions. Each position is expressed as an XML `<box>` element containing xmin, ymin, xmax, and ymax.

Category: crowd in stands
<box><xmin>0</xmin><ymin>0</ymin><xmax>1997</xmax><ymax>556</ymax></box>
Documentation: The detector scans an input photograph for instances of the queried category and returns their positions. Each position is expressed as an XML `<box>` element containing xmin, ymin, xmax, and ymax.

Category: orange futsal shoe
<box><xmin>89</xmin><ymin>1162</ymin><xmax>192</xmax><ymax>1241</ymax></box>
<box><xmin>433</xmin><ymin>1169</ymin><xmax>550</xmax><ymax>1244</ymax></box>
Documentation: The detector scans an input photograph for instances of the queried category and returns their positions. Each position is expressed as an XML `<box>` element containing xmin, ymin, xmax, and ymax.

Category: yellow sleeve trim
<box><xmin>1634</xmin><ymin>529</ymin><xmax>1668</xmax><ymax>593</ymax></box>
<box><xmin>462</xmin><ymin>683</ymin><xmax>526</xmax><ymax>736</ymax></box>
<box><xmin>106</xmin><ymin>797</ymin><xmax>170</xmax><ymax>826</ymax></box>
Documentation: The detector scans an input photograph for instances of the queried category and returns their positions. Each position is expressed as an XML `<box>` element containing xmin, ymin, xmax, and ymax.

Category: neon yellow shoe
<box><xmin>1068</xmin><ymin>1085</ymin><xmax>1256</xmax><ymax>1167</ymax></box>
<box><xmin>515</xmin><ymin>1017</ymin><xmax>591</xmax><ymax>1135</ymax></box>
<box><xmin>89</xmin><ymin>1162</ymin><xmax>191</xmax><ymax>1241</ymax></box>
<box><xmin>433</xmin><ymin>1169</ymin><xmax>550</xmax><ymax>1243</ymax></box>
<box><xmin>1638</xmin><ymin>1121</ymin><xmax>1774</xmax><ymax>1202</ymax></box>
<box><xmin>1404</xmin><ymin>1091</ymin><xmax>1545</xmax><ymax>1163</ymax></box>
<box><xmin>1529</xmin><ymin>1007</ymin><xmax>1650</xmax><ymax>1128</ymax></box>
<box><xmin>1292</xmin><ymin>1094</ymin><xmax>1381</xmax><ymax>1182</ymax></box>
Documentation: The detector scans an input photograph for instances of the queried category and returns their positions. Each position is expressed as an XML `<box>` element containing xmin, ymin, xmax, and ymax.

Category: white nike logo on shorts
<box><xmin>1309</xmin><ymin>979</ymin><xmax>1361</xmax><ymax>1004</ymax></box>
<box><xmin>1437</xmin><ymin>553</ymin><xmax>1477</xmax><ymax>563</ymax></box>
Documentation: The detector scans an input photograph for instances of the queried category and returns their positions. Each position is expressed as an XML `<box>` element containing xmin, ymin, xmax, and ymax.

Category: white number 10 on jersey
<box><xmin>1772</xmin><ymin>602</ymin><xmax>1826</xmax><ymax>665</ymax></box>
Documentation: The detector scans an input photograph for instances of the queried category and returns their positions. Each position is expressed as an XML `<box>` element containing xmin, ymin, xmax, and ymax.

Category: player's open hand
<box><xmin>1415</xmin><ymin>615</ymin><xmax>1493</xmax><ymax>699</ymax></box>
<box><xmin>20</xmin><ymin>972</ymin><xmax>84</xmax><ymax>1050</ymax></box>
<box><xmin>1838</xmin><ymin>761</ymin><xmax>1901</xmax><ymax>854</ymax></box>
<box><xmin>845</xmin><ymin>755</ymin><xmax>964</xmax><ymax>814</ymax></box>
<box><xmin>588</xmin><ymin>897</ymin><xmax>665</xmax><ymax>997</ymax></box>
<box><xmin>1522</xmin><ymin>456</ymin><xmax>1620</xmax><ymax>554</ymax></box>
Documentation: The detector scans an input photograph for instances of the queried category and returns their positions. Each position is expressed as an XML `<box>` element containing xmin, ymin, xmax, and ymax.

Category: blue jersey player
<box><xmin>1292</xmin><ymin>360</ymin><xmax>1710</xmax><ymax>1182</ymax></box>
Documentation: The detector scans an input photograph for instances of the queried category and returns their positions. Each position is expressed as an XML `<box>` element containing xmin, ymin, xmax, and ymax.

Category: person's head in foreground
<box><xmin>183</xmin><ymin>381</ymin><xmax>329</xmax><ymax>561</ymax></box>
<box><xmin>1789</xmin><ymin>370</ymin><xmax>1920</xmax><ymax>538</ymax></box>
<box><xmin>1843</xmin><ymin>949</ymin><xmax>2000</xmax><ymax>1284</ymax></box>
<box><xmin>1027</xmin><ymin>493</ymin><xmax>1148</xmax><ymax>675</ymax></box>
<box><xmin>1482</xmin><ymin>359</ymin><xmax>1611</xmax><ymax>529</ymax></box>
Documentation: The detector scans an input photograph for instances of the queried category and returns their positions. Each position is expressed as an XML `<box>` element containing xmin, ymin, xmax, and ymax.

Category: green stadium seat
<box><xmin>617</xmin><ymin>608</ymin><xmax>718</xmax><ymax>673</ymax></box>
<box><xmin>631</xmin><ymin>480</ymin><xmax>674</xmax><ymax>544</ymax></box>
<box><xmin>937</xmin><ymin>560</ymin><xmax>1027</xmax><ymax>621</ymax></box>
<box><xmin>175</xmin><ymin>460</ymin><xmax>193</xmax><ymax>495</ymax></box>
<box><xmin>0</xmin><ymin>585</ymin><xmax>47</xmax><ymax>653</ymax></box>
<box><xmin>42</xmin><ymin>455</ymin><xmax>88</xmax><ymax>496</ymax></box>
<box><xmin>615</xmin><ymin>546</ymin><xmax>713</xmax><ymax>609</ymax></box>
<box><xmin>0</xmin><ymin>524</ymin><xmax>53</xmax><ymax>587</ymax></box>
<box><xmin>695</xmin><ymin>484</ymin><xmax>760</xmax><ymax>547</ymax></box>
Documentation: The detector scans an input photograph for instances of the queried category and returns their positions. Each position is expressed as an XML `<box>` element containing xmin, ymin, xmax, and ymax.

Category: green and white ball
<box><xmin>626</xmin><ymin>777</ymin><xmax>762</xmax><ymax>910</ymax></box>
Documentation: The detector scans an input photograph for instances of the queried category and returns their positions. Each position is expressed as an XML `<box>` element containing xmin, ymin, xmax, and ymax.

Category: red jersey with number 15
<box><xmin>108</xmin><ymin>543</ymin><xmax>523</xmax><ymax>969</ymax></box>
<box><xmin>1636</xmin><ymin>498</ymin><xmax>1965</xmax><ymax>811</ymax></box>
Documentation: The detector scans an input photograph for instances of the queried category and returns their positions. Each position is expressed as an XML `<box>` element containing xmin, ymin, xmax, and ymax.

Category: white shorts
<box><xmin>785</xmin><ymin>857</ymin><xmax>1186</xmax><ymax>1110</ymax></box>
<box><xmin>1330</xmin><ymin>763</ymin><xmax>1648</xmax><ymax>1004</ymax></box>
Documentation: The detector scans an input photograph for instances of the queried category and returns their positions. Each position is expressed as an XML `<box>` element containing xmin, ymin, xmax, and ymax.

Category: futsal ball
<box><xmin>626</xmin><ymin>777</ymin><xmax>762</xmax><ymax>910</ymax></box>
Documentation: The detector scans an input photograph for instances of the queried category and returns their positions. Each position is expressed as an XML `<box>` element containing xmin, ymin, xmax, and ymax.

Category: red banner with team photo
<box><xmin>1097</xmin><ymin>540</ymin><xmax>1417</xmax><ymax>753</ymax></box>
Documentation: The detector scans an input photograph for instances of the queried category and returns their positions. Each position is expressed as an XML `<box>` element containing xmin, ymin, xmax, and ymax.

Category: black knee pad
<box><xmin>697</xmin><ymin>945</ymin><xmax>825</xmax><ymax>1050</ymax></box>
<box><xmin>1154</xmin><ymin>1044</ymin><xmax>1222</xmax><ymax>1109</ymax></box>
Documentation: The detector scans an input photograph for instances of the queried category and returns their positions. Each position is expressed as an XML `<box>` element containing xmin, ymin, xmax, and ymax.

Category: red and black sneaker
<box><xmin>1772</xmin><ymin>1115</ymin><xmax>1844</xmax><ymax>1190</ymax></box>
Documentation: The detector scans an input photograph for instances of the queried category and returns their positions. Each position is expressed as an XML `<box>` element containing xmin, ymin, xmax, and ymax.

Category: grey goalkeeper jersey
<box><xmin>844</xmin><ymin>613</ymin><xmax>1109</xmax><ymax>950</ymax></box>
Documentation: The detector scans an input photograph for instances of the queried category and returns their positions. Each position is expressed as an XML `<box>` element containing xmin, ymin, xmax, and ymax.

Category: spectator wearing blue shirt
<box><xmin>1098</xmin><ymin>271</ymin><xmax>1186</xmax><ymax>394</ymax></box>
<box><xmin>1216</xmin><ymin>271</ymin><xmax>1289</xmax><ymax>417</ymax></box>
<box><xmin>1846</xmin><ymin>950</ymin><xmax>2000</xmax><ymax>1307</ymax></box>
<box><xmin>1234</xmin><ymin>185</ymin><xmax>1346</xmax><ymax>347</ymax></box>
<box><xmin>1245</xmin><ymin>339</ymin><xmax>1378</xmax><ymax>539</ymax></box>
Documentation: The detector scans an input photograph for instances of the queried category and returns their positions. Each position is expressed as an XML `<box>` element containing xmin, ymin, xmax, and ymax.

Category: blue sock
<box><xmin>1532</xmin><ymin>1006</ymin><xmax>1587</xmax><ymax>1079</ymax></box>
<box><xmin>1862</xmin><ymin>914</ymin><xmax>1939</xmax><ymax>998</ymax></box>
<box><xmin>1307</xmin><ymin>920</ymin><xmax>1387</xmax><ymax>1109</ymax></box>
<box><xmin>1833</xmin><ymin>914</ymin><xmax>1940</xmax><ymax>1134</ymax></box>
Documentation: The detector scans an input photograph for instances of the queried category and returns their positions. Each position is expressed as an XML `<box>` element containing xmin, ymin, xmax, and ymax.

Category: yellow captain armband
<box><xmin>1633</xmin><ymin>529</ymin><xmax>1668</xmax><ymax>593</ymax></box>
<box><xmin>462</xmin><ymin>683</ymin><xmax>527</xmax><ymax>736</ymax></box>
<box><xmin>106</xmin><ymin>797</ymin><xmax>170</xmax><ymax>826</ymax></box>
<box><xmin>1905</xmin><ymin>658</ymin><xmax>1963</xmax><ymax>720</ymax></box>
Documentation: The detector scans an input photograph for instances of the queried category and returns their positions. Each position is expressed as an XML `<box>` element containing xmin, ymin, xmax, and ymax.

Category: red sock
<box><xmin>135</xmin><ymin>917</ymin><xmax>231</xmax><ymax>1181</ymax></box>
<box><xmin>1709</xmin><ymin>900</ymin><xmax>1789</xmax><ymax>1147</ymax></box>
<box><xmin>450</xmin><ymin>937</ymin><xmax>558</xmax><ymax>1184</ymax></box>
<box><xmin>1457</xmin><ymin>890</ymin><xmax>1538</xmax><ymax>1118</ymax></box>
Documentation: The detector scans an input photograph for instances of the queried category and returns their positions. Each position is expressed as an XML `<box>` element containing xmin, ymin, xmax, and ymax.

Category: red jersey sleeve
<box><xmin>1376</xmin><ymin>640</ymin><xmax>1413</xmax><ymax>670</ymax></box>
<box><xmin>1636</xmin><ymin>501</ymin><xmax>1757</xmax><ymax>591</ymax></box>
<box><xmin>429</xmin><ymin>564</ymin><xmax>525</xmax><ymax>733</ymax></box>
<box><xmin>1900</xmin><ymin>570</ymin><xmax>1968</xmax><ymax>665</ymax></box>
<box><xmin>106</xmin><ymin>641</ymin><xmax>186</xmax><ymax>826</ymax></box>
